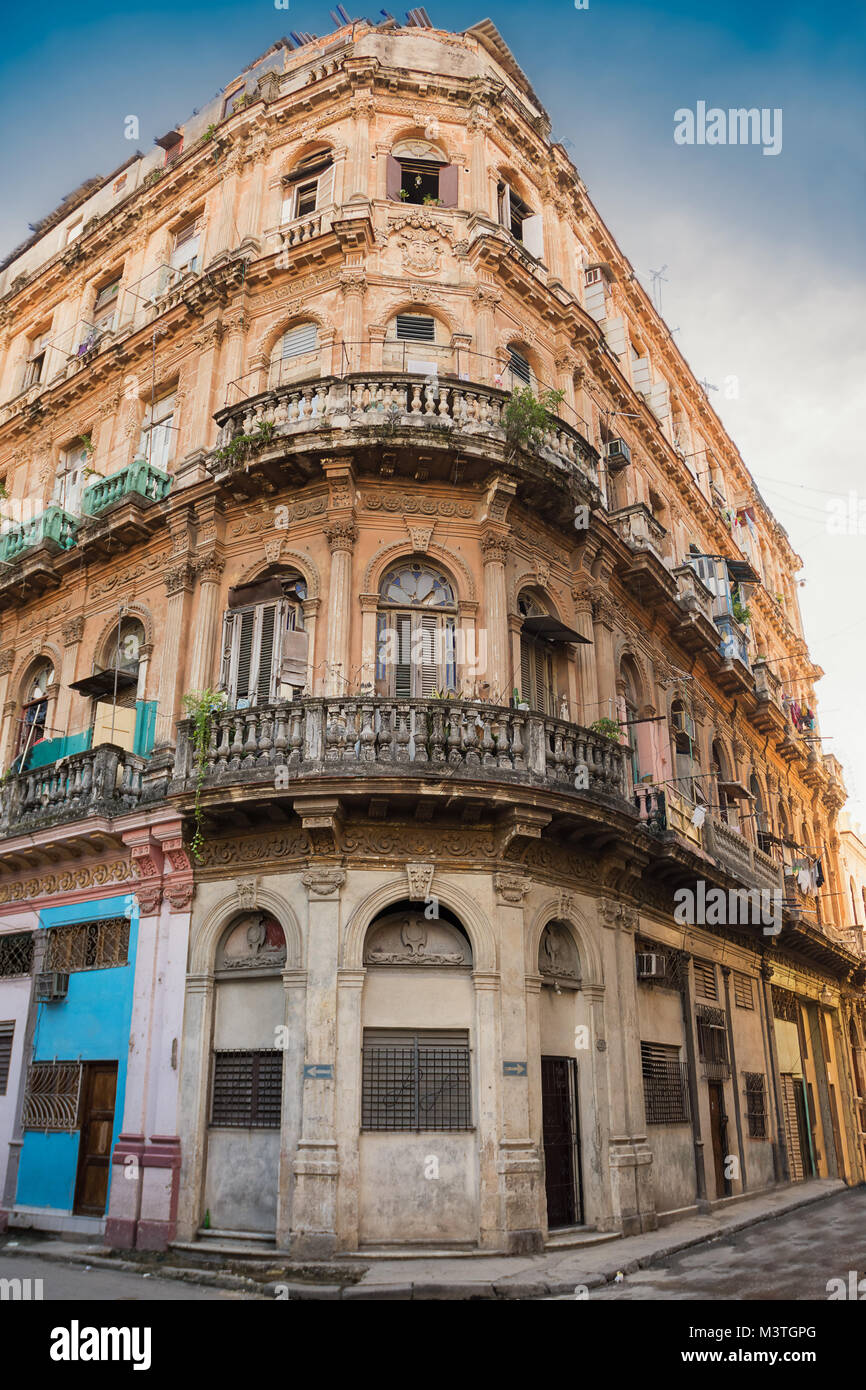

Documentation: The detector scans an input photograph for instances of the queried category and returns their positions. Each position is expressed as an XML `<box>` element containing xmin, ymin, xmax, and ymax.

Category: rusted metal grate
<box><xmin>745</xmin><ymin>1072</ymin><xmax>767</xmax><ymax>1138</ymax></box>
<box><xmin>697</xmin><ymin>1004</ymin><xmax>730</xmax><ymax>1078</ymax></box>
<box><xmin>362</xmin><ymin>1030</ymin><xmax>472</xmax><ymax>1131</ymax></box>
<box><xmin>21</xmin><ymin>1061</ymin><xmax>82</xmax><ymax>1130</ymax></box>
<box><xmin>0</xmin><ymin>932</ymin><xmax>34</xmax><ymax>978</ymax></box>
<box><xmin>46</xmin><ymin>918</ymin><xmax>129</xmax><ymax>973</ymax></box>
<box><xmin>210</xmin><ymin>1049</ymin><xmax>283</xmax><ymax>1128</ymax></box>
<box><xmin>641</xmin><ymin>1042</ymin><xmax>690</xmax><ymax>1124</ymax></box>
<box><xmin>772</xmin><ymin>985</ymin><xmax>799</xmax><ymax>1022</ymax></box>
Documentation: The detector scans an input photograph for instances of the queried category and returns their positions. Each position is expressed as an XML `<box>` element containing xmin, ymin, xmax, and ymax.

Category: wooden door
<box><xmin>781</xmin><ymin>1073</ymin><xmax>805</xmax><ymax>1180</ymax></box>
<box><xmin>541</xmin><ymin>1056</ymin><xmax>582</xmax><ymax>1228</ymax></box>
<box><xmin>73</xmin><ymin>1062</ymin><xmax>117</xmax><ymax>1216</ymax></box>
<box><xmin>708</xmin><ymin>1082</ymin><xmax>729</xmax><ymax>1198</ymax></box>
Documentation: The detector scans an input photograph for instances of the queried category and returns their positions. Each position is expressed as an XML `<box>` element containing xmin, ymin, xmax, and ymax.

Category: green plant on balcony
<box><xmin>732</xmin><ymin>598</ymin><xmax>751</xmax><ymax>627</ymax></box>
<box><xmin>590</xmin><ymin>717</ymin><xmax>622</xmax><ymax>742</ymax></box>
<box><xmin>422</xmin><ymin>194</ymin><xmax>442</xmax><ymax>206</ymax></box>
<box><xmin>79</xmin><ymin>432</ymin><xmax>95</xmax><ymax>457</ymax></box>
<box><xmin>211</xmin><ymin>419</ymin><xmax>277</xmax><ymax>470</ymax></box>
<box><xmin>399</xmin><ymin>188</ymin><xmax>411</xmax><ymax>200</ymax></box>
<box><xmin>201</xmin><ymin>123</ymin><xmax>218</xmax><ymax>144</ymax></box>
<box><xmin>501</xmin><ymin>386</ymin><xmax>565</xmax><ymax>461</ymax></box>
<box><xmin>149</xmin><ymin>169</ymin><xmax>163</xmax><ymax>185</ymax></box>
<box><xmin>182</xmin><ymin>688</ymin><xmax>226</xmax><ymax>861</ymax></box>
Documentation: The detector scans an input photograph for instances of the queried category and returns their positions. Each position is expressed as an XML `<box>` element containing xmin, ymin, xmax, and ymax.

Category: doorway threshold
<box><xmin>544</xmin><ymin>1227</ymin><xmax>622</xmax><ymax>1251</ymax></box>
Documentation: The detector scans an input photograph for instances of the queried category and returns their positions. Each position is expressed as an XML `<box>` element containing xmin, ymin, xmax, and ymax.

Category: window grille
<box><xmin>744</xmin><ymin>1072</ymin><xmax>767</xmax><ymax>1138</ymax></box>
<box><xmin>508</xmin><ymin>347</ymin><xmax>531</xmax><ymax>385</ymax></box>
<box><xmin>772</xmin><ymin>985</ymin><xmax>798</xmax><ymax>1022</ymax></box>
<box><xmin>640</xmin><ymin>1042</ymin><xmax>690</xmax><ymax>1124</ymax></box>
<box><xmin>395</xmin><ymin>314</ymin><xmax>435</xmax><ymax>343</ymax></box>
<box><xmin>0</xmin><ymin>932</ymin><xmax>34</xmax><ymax>978</ymax></box>
<box><xmin>0</xmin><ymin>1021</ymin><xmax>13</xmax><ymax>1095</ymax></box>
<box><xmin>210</xmin><ymin>1049</ymin><xmax>283</xmax><ymax>1128</ymax></box>
<box><xmin>733</xmin><ymin>972</ymin><xmax>755</xmax><ymax>1010</ymax></box>
<box><xmin>46</xmin><ymin>918</ymin><xmax>129</xmax><ymax>973</ymax></box>
<box><xmin>696</xmin><ymin>1004</ymin><xmax>729</xmax><ymax>1078</ymax></box>
<box><xmin>634</xmin><ymin>937</ymin><xmax>685</xmax><ymax>991</ymax></box>
<box><xmin>362</xmin><ymin>1030</ymin><xmax>472</xmax><ymax>1131</ymax></box>
<box><xmin>21</xmin><ymin>1061</ymin><xmax>82</xmax><ymax>1130</ymax></box>
<box><xmin>693</xmin><ymin>959</ymin><xmax>718</xmax><ymax>1001</ymax></box>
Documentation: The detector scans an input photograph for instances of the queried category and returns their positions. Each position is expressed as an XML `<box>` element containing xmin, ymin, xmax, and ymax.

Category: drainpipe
<box><xmin>721</xmin><ymin>966</ymin><xmax>747</xmax><ymax>1192</ymax></box>
<box><xmin>758</xmin><ymin>955</ymin><xmax>790</xmax><ymax>1183</ymax></box>
<box><xmin>1</xmin><ymin>927</ymin><xmax>49</xmax><ymax>1219</ymax></box>
<box><xmin>677</xmin><ymin>950</ymin><xmax>707</xmax><ymax>1206</ymax></box>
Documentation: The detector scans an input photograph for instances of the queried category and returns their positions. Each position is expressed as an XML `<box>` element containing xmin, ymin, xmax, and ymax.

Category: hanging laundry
<box><xmin>797</xmin><ymin>866</ymin><xmax>811</xmax><ymax>894</ymax></box>
<box><xmin>815</xmin><ymin>859</ymin><xmax>825</xmax><ymax>888</ymax></box>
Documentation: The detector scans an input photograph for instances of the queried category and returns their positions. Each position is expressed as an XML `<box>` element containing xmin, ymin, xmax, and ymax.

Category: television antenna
<box><xmin>649</xmin><ymin>265</ymin><xmax>668</xmax><ymax>312</ymax></box>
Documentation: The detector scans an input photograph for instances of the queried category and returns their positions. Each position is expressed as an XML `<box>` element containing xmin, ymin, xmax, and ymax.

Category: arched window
<box><xmin>384</xmin><ymin>312</ymin><xmax>445</xmax><ymax>374</ymax></box>
<box><xmin>17</xmin><ymin>662</ymin><xmax>54</xmax><ymax>759</ymax></box>
<box><xmin>671</xmin><ymin>698</ymin><xmax>699</xmax><ymax>801</ymax></box>
<box><xmin>376</xmin><ymin>561</ymin><xmax>457</xmax><ymax>698</ymax></box>
<box><xmin>281</xmin><ymin>148</ymin><xmax>334</xmax><ymax>223</ymax></box>
<box><xmin>711</xmin><ymin>740</ymin><xmax>734</xmax><ymax>827</ymax></box>
<box><xmin>750</xmin><ymin>774</ymin><xmax>772</xmax><ymax>854</ymax></box>
<box><xmin>518</xmin><ymin>591</ymin><xmax>554</xmax><ymax>715</ymax></box>
<box><xmin>220</xmin><ymin>571</ymin><xmax>307</xmax><ymax>707</ymax></box>
<box><xmin>386</xmin><ymin>139</ymin><xmax>458</xmax><ymax>207</ymax></box>
<box><xmin>619</xmin><ymin>657</ymin><xmax>642</xmax><ymax>786</ymax></box>
<box><xmin>496</xmin><ymin>178</ymin><xmax>543</xmax><ymax>256</ymax></box>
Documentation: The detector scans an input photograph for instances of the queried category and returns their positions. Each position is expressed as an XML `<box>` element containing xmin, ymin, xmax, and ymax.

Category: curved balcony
<box><xmin>0</xmin><ymin>744</ymin><xmax>146</xmax><ymax>836</ymax></box>
<box><xmin>171</xmin><ymin>697</ymin><xmax>630</xmax><ymax>810</ymax></box>
<box><xmin>210</xmin><ymin>369</ymin><xmax>600</xmax><ymax>504</ymax></box>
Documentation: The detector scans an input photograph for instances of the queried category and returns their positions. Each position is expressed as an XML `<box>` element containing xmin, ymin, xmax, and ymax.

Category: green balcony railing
<box><xmin>0</xmin><ymin>506</ymin><xmax>79</xmax><ymax>564</ymax></box>
<box><xmin>82</xmin><ymin>456</ymin><xmax>172</xmax><ymax>517</ymax></box>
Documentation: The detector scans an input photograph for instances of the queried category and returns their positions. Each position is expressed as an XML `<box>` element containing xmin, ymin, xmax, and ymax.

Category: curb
<box><xmin>0</xmin><ymin>1182</ymin><xmax>849</xmax><ymax>1300</ymax></box>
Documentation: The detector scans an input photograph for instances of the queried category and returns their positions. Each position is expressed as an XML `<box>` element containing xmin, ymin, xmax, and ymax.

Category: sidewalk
<box><xmin>0</xmin><ymin>1179</ymin><xmax>848</xmax><ymax>1300</ymax></box>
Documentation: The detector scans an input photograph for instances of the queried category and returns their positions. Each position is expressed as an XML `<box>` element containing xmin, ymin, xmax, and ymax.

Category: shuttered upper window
<box><xmin>376</xmin><ymin>563</ymin><xmax>457</xmax><ymax>698</ymax></box>
<box><xmin>280</xmin><ymin>322</ymin><xmax>318</xmax><ymax>360</ymax></box>
<box><xmin>395</xmin><ymin>315</ymin><xmax>435</xmax><ymax>343</ymax></box>
<box><xmin>220</xmin><ymin>587</ymin><xmax>306</xmax><ymax>707</ymax></box>
<box><xmin>0</xmin><ymin>1021</ymin><xmax>13</xmax><ymax>1095</ymax></box>
<box><xmin>693</xmin><ymin>959</ymin><xmax>718</xmax><ymax>1000</ymax></box>
<box><xmin>733</xmin><ymin>971</ymin><xmax>755</xmax><ymax>1009</ymax></box>
<box><xmin>508</xmin><ymin>347</ymin><xmax>531</xmax><ymax>386</ymax></box>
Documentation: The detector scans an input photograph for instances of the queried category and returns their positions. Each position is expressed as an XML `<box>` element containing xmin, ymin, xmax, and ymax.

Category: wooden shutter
<box><xmin>376</xmin><ymin>612</ymin><xmax>388</xmax><ymax>688</ymax></box>
<box><xmin>508</xmin><ymin>347</ymin><xmax>531</xmax><ymax>385</ymax></box>
<box><xmin>520</xmin><ymin>638</ymin><xmax>532</xmax><ymax>704</ymax></box>
<box><xmin>534</xmin><ymin>644</ymin><xmax>549</xmax><ymax>714</ymax></box>
<box><xmin>317</xmin><ymin>162</ymin><xmax>335</xmax><ymax>207</ymax></box>
<box><xmin>521</xmin><ymin>212</ymin><xmax>544</xmax><ymax>260</ymax></box>
<box><xmin>386</xmin><ymin>154</ymin><xmax>403</xmax><ymax>201</ymax></box>
<box><xmin>0</xmin><ymin>1021</ymin><xmax>13</xmax><ymax>1095</ymax></box>
<box><xmin>781</xmin><ymin>1075</ymin><xmax>805</xmax><ymax>1181</ymax></box>
<box><xmin>281</xmin><ymin>322</ymin><xmax>318</xmax><ymax>359</ymax></box>
<box><xmin>394</xmin><ymin>616</ymin><xmax>412</xmax><ymax>699</ymax></box>
<box><xmin>234</xmin><ymin>610</ymin><xmax>256</xmax><ymax>701</ymax></box>
<box><xmin>438</xmin><ymin>163</ymin><xmax>458</xmax><ymax>207</ymax></box>
<box><xmin>444</xmin><ymin>617</ymin><xmax>456</xmax><ymax>692</ymax></box>
<box><xmin>418</xmin><ymin>614</ymin><xmax>439</xmax><ymax>696</ymax></box>
<box><xmin>254</xmin><ymin>604</ymin><xmax>278</xmax><ymax>704</ymax></box>
<box><xmin>396</xmin><ymin>315</ymin><xmax>435</xmax><ymax>342</ymax></box>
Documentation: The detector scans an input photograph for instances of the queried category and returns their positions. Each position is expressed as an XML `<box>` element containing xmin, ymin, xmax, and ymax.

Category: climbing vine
<box><xmin>211</xmin><ymin>419</ymin><xmax>276</xmax><ymax>470</ymax></box>
<box><xmin>590</xmin><ymin>717</ymin><xmax>622</xmax><ymax>742</ymax></box>
<box><xmin>182</xmin><ymin>687</ymin><xmax>226</xmax><ymax>861</ymax></box>
<box><xmin>501</xmin><ymin>386</ymin><xmax>565</xmax><ymax>461</ymax></box>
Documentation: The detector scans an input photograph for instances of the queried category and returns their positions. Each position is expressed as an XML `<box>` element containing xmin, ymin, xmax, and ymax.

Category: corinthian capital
<box><xmin>325</xmin><ymin>521</ymin><xmax>358</xmax><ymax>552</ymax></box>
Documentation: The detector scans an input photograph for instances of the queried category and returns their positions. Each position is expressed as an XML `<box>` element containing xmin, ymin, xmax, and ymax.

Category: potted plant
<box><xmin>399</xmin><ymin>188</ymin><xmax>410</xmax><ymax>201</ymax></box>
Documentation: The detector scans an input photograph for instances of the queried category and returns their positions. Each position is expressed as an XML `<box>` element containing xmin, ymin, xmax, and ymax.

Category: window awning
<box><xmin>228</xmin><ymin>578</ymin><xmax>284</xmax><ymax>609</ymax></box>
<box><xmin>69</xmin><ymin>668</ymin><xmax>138</xmax><ymax>698</ymax></box>
<box><xmin>725</xmin><ymin>557</ymin><xmax>760</xmax><ymax>585</ymax></box>
<box><xmin>521</xmin><ymin>616</ymin><xmax>592</xmax><ymax>645</ymax></box>
<box><xmin>282</xmin><ymin>157</ymin><xmax>333</xmax><ymax>184</ymax></box>
<box><xmin>717</xmin><ymin>780</ymin><xmax>754</xmax><ymax>800</ymax></box>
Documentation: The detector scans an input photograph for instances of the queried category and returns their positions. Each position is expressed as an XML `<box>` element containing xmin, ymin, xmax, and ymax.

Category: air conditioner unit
<box><xmin>671</xmin><ymin>708</ymin><xmax>696</xmax><ymax>741</ymax></box>
<box><xmin>605</xmin><ymin>437</ymin><xmax>632</xmax><ymax>468</ymax></box>
<box><xmin>636</xmin><ymin>953</ymin><xmax>667</xmax><ymax>980</ymax></box>
<box><xmin>36</xmin><ymin>971</ymin><xmax>69</xmax><ymax>1002</ymax></box>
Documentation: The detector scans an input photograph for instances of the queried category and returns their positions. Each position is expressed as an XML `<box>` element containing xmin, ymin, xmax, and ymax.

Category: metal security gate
<box><xmin>541</xmin><ymin>1056</ymin><xmax>583</xmax><ymax>1228</ymax></box>
<box><xmin>780</xmin><ymin>1074</ymin><xmax>808</xmax><ymax>1181</ymax></box>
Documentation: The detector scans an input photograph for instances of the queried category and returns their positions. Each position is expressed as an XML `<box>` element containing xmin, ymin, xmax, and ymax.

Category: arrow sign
<box><xmin>303</xmin><ymin>1063</ymin><xmax>333</xmax><ymax>1080</ymax></box>
<box><xmin>502</xmin><ymin>1061</ymin><xmax>527</xmax><ymax>1076</ymax></box>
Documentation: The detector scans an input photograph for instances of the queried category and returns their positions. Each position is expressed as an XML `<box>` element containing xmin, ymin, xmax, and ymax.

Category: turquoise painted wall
<box><xmin>15</xmin><ymin>894</ymin><xmax>138</xmax><ymax>1213</ymax></box>
<box><xmin>24</xmin><ymin>729</ymin><xmax>92</xmax><ymax>771</ymax></box>
<box><xmin>133</xmin><ymin>700</ymin><xmax>157</xmax><ymax>756</ymax></box>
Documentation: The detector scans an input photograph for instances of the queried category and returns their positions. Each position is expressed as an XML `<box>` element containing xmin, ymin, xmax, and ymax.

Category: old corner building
<box><xmin>0</xmin><ymin>15</ymin><xmax>863</xmax><ymax>1258</ymax></box>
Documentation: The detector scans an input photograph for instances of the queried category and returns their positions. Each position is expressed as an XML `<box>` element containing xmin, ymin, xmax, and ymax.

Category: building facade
<box><xmin>0</xmin><ymin>17</ymin><xmax>863</xmax><ymax>1255</ymax></box>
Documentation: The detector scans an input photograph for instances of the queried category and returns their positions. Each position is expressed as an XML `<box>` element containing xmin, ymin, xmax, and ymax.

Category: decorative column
<box><xmin>301</xmin><ymin>597</ymin><xmax>320</xmax><ymax>695</ymax></box>
<box><xmin>338</xmin><ymin>271</ymin><xmax>366</xmax><ymax>372</ymax></box>
<box><xmin>458</xmin><ymin>600</ymin><xmax>480</xmax><ymax>696</ymax></box>
<box><xmin>472</xmin><ymin>286</ymin><xmax>501</xmax><ymax>381</ymax></box>
<box><xmin>154</xmin><ymin>560</ymin><xmax>195</xmax><ymax>749</ymax></box>
<box><xmin>347</xmin><ymin>93</ymin><xmax>373</xmax><ymax>200</ymax></box>
<box><xmin>187</xmin><ymin>551</ymin><xmax>224</xmax><ymax>694</ymax></box>
<box><xmin>570</xmin><ymin>581</ymin><xmax>595</xmax><ymax>724</ymax></box>
<box><xmin>292</xmin><ymin>866</ymin><xmax>346</xmax><ymax>1258</ymax></box>
<box><xmin>173</xmin><ymin>973</ymin><xmax>215</xmax><ymax>1242</ymax></box>
<box><xmin>597</xmin><ymin>899</ymin><xmax>656</xmax><ymax>1233</ymax></box>
<box><xmin>0</xmin><ymin>649</ymin><xmax>15</xmax><ymax>767</ymax></box>
<box><xmin>358</xmin><ymin>593</ymin><xmax>380</xmax><ymax>695</ymax></box>
<box><xmin>468</xmin><ymin>104</ymin><xmax>493</xmax><ymax>215</ymax></box>
<box><xmin>185</xmin><ymin>321</ymin><xmax>224</xmax><ymax>457</ymax></box>
<box><xmin>55</xmin><ymin>617</ymin><xmax>85</xmax><ymax>742</ymax></box>
<box><xmin>277</xmin><ymin>966</ymin><xmax>307</xmax><ymax>1250</ymax></box>
<box><xmin>758</xmin><ymin>959</ymin><xmax>789</xmax><ymax>1183</ymax></box>
<box><xmin>324</xmin><ymin>523</ymin><xmax>357</xmax><ymax>695</ymax></box>
<box><xmin>591</xmin><ymin>592</ymin><xmax>618</xmax><ymax>723</ymax></box>
<box><xmin>493</xmin><ymin>873</ymin><xmax>544</xmax><ymax>1252</ymax></box>
<box><xmin>480</xmin><ymin>533</ymin><xmax>511</xmax><ymax>706</ymax></box>
<box><xmin>333</xmin><ymin>967</ymin><xmax>366</xmax><ymax>1249</ymax></box>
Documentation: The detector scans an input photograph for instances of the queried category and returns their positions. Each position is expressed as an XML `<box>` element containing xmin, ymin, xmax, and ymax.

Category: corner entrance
<box><xmin>707</xmin><ymin>1081</ymin><xmax>730</xmax><ymax>1198</ymax></box>
<box><xmin>73</xmin><ymin>1062</ymin><xmax>118</xmax><ymax>1216</ymax></box>
<box><xmin>541</xmin><ymin>1056</ymin><xmax>583</xmax><ymax>1228</ymax></box>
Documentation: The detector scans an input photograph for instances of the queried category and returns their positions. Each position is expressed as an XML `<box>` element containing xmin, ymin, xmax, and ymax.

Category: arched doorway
<box><xmin>537</xmin><ymin>921</ymin><xmax>584</xmax><ymax>1229</ymax></box>
<box><xmin>358</xmin><ymin>900</ymin><xmax>476</xmax><ymax>1245</ymax></box>
<box><xmin>376</xmin><ymin>561</ymin><xmax>457</xmax><ymax>698</ymax></box>
<box><xmin>15</xmin><ymin>659</ymin><xmax>55</xmax><ymax>764</ymax></box>
<box><xmin>203</xmin><ymin>911</ymin><xmax>288</xmax><ymax>1234</ymax></box>
<box><xmin>518</xmin><ymin>591</ymin><xmax>555</xmax><ymax>715</ymax></box>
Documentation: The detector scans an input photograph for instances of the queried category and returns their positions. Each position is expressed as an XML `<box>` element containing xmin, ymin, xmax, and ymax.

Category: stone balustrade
<box><xmin>172</xmin><ymin>697</ymin><xmax>628</xmax><ymax>802</ymax></box>
<box><xmin>0</xmin><ymin>743</ymin><xmax>146</xmax><ymax>833</ymax></box>
<box><xmin>212</xmin><ymin>372</ymin><xmax>599</xmax><ymax>488</ymax></box>
<box><xmin>705</xmin><ymin>813</ymin><xmax>783</xmax><ymax>894</ymax></box>
<box><xmin>83</xmin><ymin>457</ymin><xmax>172</xmax><ymax>516</ymax></box>
<box><xmin>609</xmin><ymin>503</ymin><xmax>668</xmax><ymax>558</ymax></box>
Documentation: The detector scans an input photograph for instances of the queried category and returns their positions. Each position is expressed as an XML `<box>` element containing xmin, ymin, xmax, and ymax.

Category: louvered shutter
<box><xmin>521</xmin><ymin>213</ymin><xmax>544</xmax><ymax>260</ymax></box>
<box><xmin>394</xmin><ymin>616</ymin><xmax>412</xmax><ymax>699</ymax></box>
<box><xmin>418</xmin><ymin>614</ymin><xmax>439</xmax><ymax>697</ymax></box>
<box><xmin>534</xmin><ymin>644</ymin><xmax>548</xmax><ymax>714</ymax></box>
<box><xmin>0</xmin><ymin>1020</ymin><xmax>13</xmax><ymax>1095</ymax></box>
<box><xmin>234</xmin><ymin>610</ymin><xmax>256</xmax><ymax>701</ymax></box>
<box><xmin>508</xmin><ymin>348</ymin><xmax>531</xmax><ymax>386</ymax></box>
<box><xmin>281</xmin><ymin>322</ymin><xmax>318</xmax><ymax>359</ymax></box>
<box><xmin>254</xmin><ymin>604</ymin><xmax>278</xmax><ymax>704</ymax></box>
<box><xmin>520</xmin><ymin>639</ymin><xmax>532</xmax><ymax>705</ymax></box>
<box><xmin>781</xmin><ymin>1075</ymin><xmax>805</xmax><ymax>1181</ymax></box>
<box><xmin>438</xmin><ymin>164</ymin><xmax>458</xmax><ymax>207</ymax></box>
<box><xmin>386</xmin><ymin>154</ymin><xmax>403</xmax><ymax>201</ymax></box>
<box><xmin>376</xmin><ymin>612</ymin><xmax>388</xmax><ymax>687</ymax></box>
<box><xmin>317</xmin><ymin>162</ymin><xmax>334</xmax><ymax>208</ymax></box>
<box><xmin>444</xmin><ymin>617</ymin><xmax>456</xmax><ymax>692</ymax></box>
<box><xmin>396</xmin><ymin>315</ymin><xmax>435</xmax><ymax>342</ymax></box>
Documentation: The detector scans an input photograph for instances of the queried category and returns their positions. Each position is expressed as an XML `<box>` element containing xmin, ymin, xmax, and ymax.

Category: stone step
<box><xmin>544</xmin><ymin>1228</ymin><xmax>623</xmax><ymax>1251</ymax></box>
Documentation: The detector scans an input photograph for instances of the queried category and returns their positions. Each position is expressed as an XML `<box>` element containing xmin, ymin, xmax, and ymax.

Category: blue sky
<box><xmin>1</xmin><ymin>1</ymin><xmax>865</xmax><ymax>826</ymax></box>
